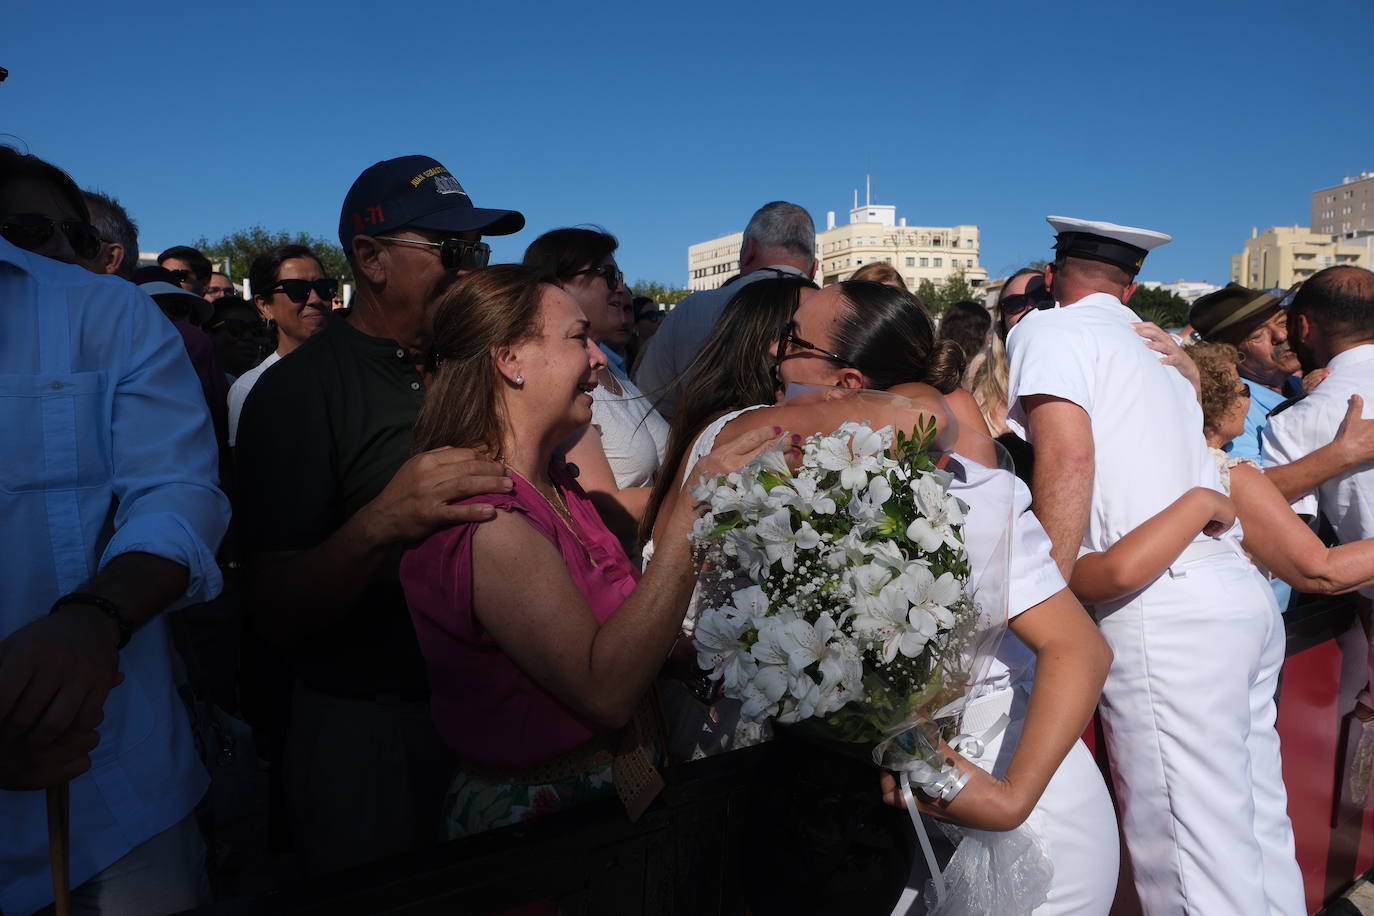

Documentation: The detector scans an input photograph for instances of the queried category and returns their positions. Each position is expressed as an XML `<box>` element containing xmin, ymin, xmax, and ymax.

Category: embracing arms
<box><xmin>1070</xmin><ymin>487</ymin><xmax>1235</xmax><ymax>604</ymax></box>
<box><xmin>881</xmin><ymin>588</ymin><xmax>1111</xmax><ymax>830</ymax></box>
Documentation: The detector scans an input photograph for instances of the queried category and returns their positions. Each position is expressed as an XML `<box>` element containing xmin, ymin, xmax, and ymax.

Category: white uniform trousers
<box><xmin>1095</xmin><ymin>548</ymin><xmax>1304</xmax><ymax>915</ymax></box>
<box><xmin>969</xmin><ymin>686</ymin><xmax>1120</xmax><ymax>914</ymax></box>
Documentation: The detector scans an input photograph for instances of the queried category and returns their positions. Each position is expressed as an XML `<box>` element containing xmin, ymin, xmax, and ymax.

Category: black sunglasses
<box><xmin>567</xmin><ymin>263</ymin><xmax>624</xmax><ymax>290</ymax></box>
<box><xmin>998</xmin><ymin>292</ymin><xmax>1036</xmax><ymax>317</ymax></box>
<box><xmin>375</xmin><ymin>235</ymin><xmax>491</xmax><ymax>271</ymax></box>
<box><xmin>778</xmin><ymin>324</ymin><xmax>850</xmax><ymax>366</ymax></box>
<box><xmin>266</xmin><ymin>278</ymin><xmax>338</xmax><ymax>304</ymax></box>
<box><xmin>1</xmin><ymin>213</ymin><xmax>102</xmax><ymax>261</ymax></box>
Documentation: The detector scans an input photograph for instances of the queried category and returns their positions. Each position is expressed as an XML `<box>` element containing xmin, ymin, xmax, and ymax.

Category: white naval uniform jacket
<box><xmin>1263</xmin><ymin>343</ymin><xmax>1374</xmax><ymax>599</ymax></box>
<box><xmin>1004</xmin><ymin>291</ymin><xmax>1233</xmax><ymax>556</ymax></box>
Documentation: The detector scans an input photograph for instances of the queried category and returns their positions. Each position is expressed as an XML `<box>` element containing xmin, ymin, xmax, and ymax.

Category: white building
<box><xmin>687</xmin><ymin>184</ymin><xmax>987</xmax><ymax>292</ymax></box>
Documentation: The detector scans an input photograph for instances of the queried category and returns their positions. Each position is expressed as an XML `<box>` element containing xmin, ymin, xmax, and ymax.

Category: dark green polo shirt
<box><xmin>235</xmin><ymin>313</ymin><xmax>427</xmax><ymax>697</ymax></box>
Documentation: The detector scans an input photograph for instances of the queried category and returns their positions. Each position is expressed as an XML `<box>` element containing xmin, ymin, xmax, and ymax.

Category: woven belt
<box><xmin>458</xmin><ymin>690</ymin><xmax>666</xmax><ymax>822</ymax></box>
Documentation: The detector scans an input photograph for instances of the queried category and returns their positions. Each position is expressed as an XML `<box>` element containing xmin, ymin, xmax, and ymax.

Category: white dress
<box><xmin>935</xmin><ymin>456</ymin><xmax>1118</xmax><ymax>915</ymax></box>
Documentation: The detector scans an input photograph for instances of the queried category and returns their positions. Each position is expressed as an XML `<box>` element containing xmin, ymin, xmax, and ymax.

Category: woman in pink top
<box><xmin>400</xmin><ymin>265</ymin><xmax>771</xmax><ymax>838</ymax></box>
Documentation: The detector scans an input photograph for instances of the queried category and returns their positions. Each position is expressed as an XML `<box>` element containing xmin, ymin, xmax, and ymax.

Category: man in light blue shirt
<box><xmin>0</xmin><ymin>149</ymin><xmax>229</xmax><ymax>915</ymax></box>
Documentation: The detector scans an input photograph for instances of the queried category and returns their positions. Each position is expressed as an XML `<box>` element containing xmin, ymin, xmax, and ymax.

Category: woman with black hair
<box><xmin>646</xmin><ymin>280</ymin><xmax>1117</xmax><ymax>914</ymax></box>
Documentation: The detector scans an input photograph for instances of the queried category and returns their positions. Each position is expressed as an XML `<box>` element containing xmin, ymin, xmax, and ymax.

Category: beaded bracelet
<box><xmin>50</xmin><ymin>592</ymin><xmax>134</xmax><ymax>649</ymax></box>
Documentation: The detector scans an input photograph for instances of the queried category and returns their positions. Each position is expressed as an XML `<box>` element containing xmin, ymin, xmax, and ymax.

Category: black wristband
<box><xmin>50</xmin><ymin>592</ymin><xmax>134</xmax><ymax>649</ymax></box>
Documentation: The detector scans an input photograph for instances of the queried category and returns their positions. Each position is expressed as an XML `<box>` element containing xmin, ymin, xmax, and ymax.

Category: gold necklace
<box><xmin>505</xmin><ymin>465</ymin><xmax>599</xmax><ymax>568</ymax></box>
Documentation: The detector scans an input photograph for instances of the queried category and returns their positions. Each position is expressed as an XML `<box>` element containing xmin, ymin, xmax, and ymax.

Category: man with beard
<box><xmin>1264</xmin><ymin>267</ymin><xmax>1374</xmax><ymax>545</ymax></box>
<box><xmin>234</xmin><ymin>155</ymin><xmax>524</xmax><ymax>874</ymax></box>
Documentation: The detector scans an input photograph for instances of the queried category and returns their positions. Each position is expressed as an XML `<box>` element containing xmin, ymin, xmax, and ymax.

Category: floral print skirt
<box><xmin>440</xmin><ymin>758</ymin><xmax>616</xmax><ymax>839</ymax></box>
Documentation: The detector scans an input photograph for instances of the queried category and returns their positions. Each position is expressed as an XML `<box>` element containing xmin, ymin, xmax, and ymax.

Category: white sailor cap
<box><xmin>1046</xmin><ymin>216</ymin><xmax>1171</xmax><ymax>277</ymax></box>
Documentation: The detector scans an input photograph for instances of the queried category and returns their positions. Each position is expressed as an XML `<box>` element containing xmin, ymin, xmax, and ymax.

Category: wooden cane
<box><xmin>47</xmin><ymin>782</ymin><xmax>71</xmax><ymax>916</ymax></box>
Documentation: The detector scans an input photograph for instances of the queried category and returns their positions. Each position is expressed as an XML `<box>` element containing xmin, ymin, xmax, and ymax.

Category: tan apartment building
<box><xmin>686</xmin><ymin>191</ymin><xmax>986</xmax><ymax>292</ymax></box>
<box><xmin>817</xmin><ymin>200</ymin><xmax>986</xmax><ymax>289</ymax></box>
<box><xmin>1313</xmin><ymin>171</ymin><xmax>1374</xmax><ymax>239</ymax></box>
<box><xmin>687</xmin><ymin>232</ymin><xmax>745</xmax><ymax>292</ymax></box>
<box><xmin>1229</xmin><ymin>225</ymin><xmax>1369</xmax><ymax>289</ymax></box>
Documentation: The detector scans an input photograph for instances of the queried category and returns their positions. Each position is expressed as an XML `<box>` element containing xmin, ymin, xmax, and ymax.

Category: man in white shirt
<box><xmin>634</xmin><ymin>201</ymin><xmax>816</xmax><ymax>417</ymax></box>
<box><xmin>1264</xmin><ymin>266</ymin><xmax>1374</xmax><ymax>578</ymax></box>
<box><xmin>1006</xmin><ymin>217</ymin><xmax>1303</xmax><ymax>915</ymax></box>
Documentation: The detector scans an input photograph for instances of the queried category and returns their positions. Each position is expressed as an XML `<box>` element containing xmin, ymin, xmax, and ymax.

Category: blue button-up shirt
<box><xmin>0</xmin><ymin>240</ymin><xmax>229</xmax><ymax>915</ymax></box>
<box><xmin>1225</xmin><ymin>377</ymin><xmax>1293</xmax><ymax>463</ymax></box>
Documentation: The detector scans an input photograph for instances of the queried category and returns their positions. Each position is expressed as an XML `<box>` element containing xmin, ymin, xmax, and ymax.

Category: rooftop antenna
<box><xmin>853</xmin><ymin>188</ymin><xmax>858</xmax><ymax>209</ymax></box>
<box><xmin>866</xmin><ymin>174</ymin><xmax>871</xmax><ymax>206</ymax></box>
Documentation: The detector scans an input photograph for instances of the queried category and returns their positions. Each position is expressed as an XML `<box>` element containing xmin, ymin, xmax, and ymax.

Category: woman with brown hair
<box><xmin>398</xmin><ymin>265</ymin><xmax>771</xmax><ymax>837</ymax></box>
<box><xmin>522</xmin><ymin>228</ymin><xmax>669</xmax><ymax>547</ymax></box>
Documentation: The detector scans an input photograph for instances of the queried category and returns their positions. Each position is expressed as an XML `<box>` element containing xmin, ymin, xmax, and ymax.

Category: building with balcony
<box><xmin>1230</xmin><ymin>226</ymin><xmax>1369</xmax><ymax>290</ymax></box>
<box><xmin>1312</xmin><ymin>171</ymin><xmax>1374</xmax><ymax>239</ymax></box>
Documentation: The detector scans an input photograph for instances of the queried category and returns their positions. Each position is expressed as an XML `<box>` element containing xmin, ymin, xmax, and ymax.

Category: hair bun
<box><xmin>924</xmin><ymin>339</ymin><xmax>967</xmax><ymax>394</ymax></box>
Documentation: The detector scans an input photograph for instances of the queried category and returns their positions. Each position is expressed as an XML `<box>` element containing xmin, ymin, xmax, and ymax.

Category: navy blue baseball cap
<box><xmin>338</xmin><ymin>155</ymin><xmax>525</xmax><ymax>251</ymax></box>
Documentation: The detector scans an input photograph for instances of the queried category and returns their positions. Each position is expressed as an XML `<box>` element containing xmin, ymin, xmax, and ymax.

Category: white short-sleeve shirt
<box><xmin>1262</xmin><ymin>344</ymin><xmax>1374</xmax><ymax>596</ymax></box>
<box><xmin>227</xmin><ymin>350</ymin><xmax>281</xmax><ymax>447</ymax></box>
<box><xmin>590</xmin><ymin>367</ymin><xmax>670</xmax><ymax>489</ymax></box>
<box><xmin>1005</xmin><ymin>293</ymin><xmax>1230</xmax><ymax>555</ymax></box>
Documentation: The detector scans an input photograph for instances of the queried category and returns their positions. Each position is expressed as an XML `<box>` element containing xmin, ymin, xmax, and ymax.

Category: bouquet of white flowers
<box><xmin>689</xmin><ymin>417</ymin><xmax>1008</xmax><ymax>803</ymax></box>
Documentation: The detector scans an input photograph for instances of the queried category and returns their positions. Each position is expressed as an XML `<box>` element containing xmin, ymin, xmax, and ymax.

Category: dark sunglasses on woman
<box><xmin>266</xmin><ymin>278</ymin><xmax>339</xmax><ymax>304</ymax></box>
<box><xmin>1</xmin><ymin>213</ymin><xmax>103</xmax><ymax>261</ymax></box>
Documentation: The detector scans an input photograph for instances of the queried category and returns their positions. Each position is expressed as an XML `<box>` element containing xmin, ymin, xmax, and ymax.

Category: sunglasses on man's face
<box><xmin>267</xmin><ymin>278</ymin><xmax>338</xmax><ymax>304</ymax></box>
<box><xmin>375</xmin><ymin>235</ymin><xmax>491</xmax><ymax>271</ymax></box>
<box><xmin>1</xmin><ymin>213</ymin><xmax>102</xmax><ymax>261</ymax></box>
<box><xmin>567</xmin><ymin>263</ymin><xmax>624</xmax><ymax>290</ymax></box>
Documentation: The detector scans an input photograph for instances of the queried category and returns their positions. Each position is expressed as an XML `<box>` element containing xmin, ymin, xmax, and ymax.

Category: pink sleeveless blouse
<box><xmin>400</xmin><ymin>462</ymin><xmax>640</xmax><ymax>770</ymax></box>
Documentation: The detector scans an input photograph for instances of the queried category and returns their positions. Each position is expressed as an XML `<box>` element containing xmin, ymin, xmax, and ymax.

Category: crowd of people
<box><xmin>4</xmin><ymin>142</ymin><xmax>1374</xmax><ymax>916</ymax></box>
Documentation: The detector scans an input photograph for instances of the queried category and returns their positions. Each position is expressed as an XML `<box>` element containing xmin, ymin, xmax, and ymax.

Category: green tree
<box><xmin>631</xmin><ymin>280</ymin><xmax>691</xmax><ymax>308</ymax></box>
<box><xmin>915</xmin><ymin>271</ymin><xmax>985</xmax><ymax>316</ymax></box>
<box><xmin>194</xmin><ymin>226</ymin><xmax>353</xmax><ymax>286</ymax></box>
<box><xmin>1128</xmin><ymin>286</ymin><xmax>1190</xmax><ymax>330</ymax></box>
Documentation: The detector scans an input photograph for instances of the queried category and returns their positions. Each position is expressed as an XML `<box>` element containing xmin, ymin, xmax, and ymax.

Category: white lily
<box><xmin>694</xmin><ymin>606</ymin><xmax>756</xmax><ymax>694</ymax></box>
<box><xmin>755</xmin><ymin>508</ymin><xmax>822</xmax><ymax>572</ymax></box>
<box><xmin>776</xmin><ymin>613</ymin><xmax>839</xmax><ymax>678</ymax></box>
<box><xmin>739</xmin><ymin>663</ymin><xmax>789</xmax><ymax>720</ymax></box>
<box><xmin>812</xmin><ymin>426</ymin><xmax>886</xmax><ymax>491</ymax></box>
<box><xmin>906</xmin><ymin>472</ymin><xmax>966</xmax><ymax>552</ymax></box>
<box><xmin>772</xmin><ymin>474</ymin><xmax>837</xmax><ymax>517</ymax></box>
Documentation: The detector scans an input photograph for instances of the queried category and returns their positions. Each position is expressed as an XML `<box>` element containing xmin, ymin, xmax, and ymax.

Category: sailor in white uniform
<box><xmin>1005</xmin><ymin>217</ymin><xmax>1304</xmax><ymax>915</ymax></box>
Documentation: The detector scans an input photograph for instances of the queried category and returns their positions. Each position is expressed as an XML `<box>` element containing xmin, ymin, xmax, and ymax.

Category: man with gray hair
<box><xmin>82</xmin><ymin>189</ymin><xmax>139</xmax><ymax>280</ymax></box>
<box><xmin>635</xmin><ymin>201</ymin><xmax>816</xmax><ymax>417</ymax></box>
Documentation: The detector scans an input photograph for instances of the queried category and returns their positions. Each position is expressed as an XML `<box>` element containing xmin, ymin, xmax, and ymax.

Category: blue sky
<box><xmin>4</xmin><ymin>0</ymin><xmax>1370</xmax><ymax>286</ymax></box>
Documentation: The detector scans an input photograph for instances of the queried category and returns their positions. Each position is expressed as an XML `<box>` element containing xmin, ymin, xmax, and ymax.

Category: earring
<box><xmin>515</xmin><ymin>374</ymin><xmax>525</xmax><ymax>385</ymax></box>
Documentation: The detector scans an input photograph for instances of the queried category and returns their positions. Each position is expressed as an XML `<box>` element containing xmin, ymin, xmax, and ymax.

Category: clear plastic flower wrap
<box><xmin>687</xmin><ymin>385</ymin><xmax>1056</xmax><ymax>911</ymax></box>
<box><xmin>688</xmin><ymin>399</ymin><xmax>1010</xmax><ymax>802</ymax></box>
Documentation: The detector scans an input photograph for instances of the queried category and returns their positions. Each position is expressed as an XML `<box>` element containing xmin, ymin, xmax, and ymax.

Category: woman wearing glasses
<box><xmin>643</xmin><ymin>280</ymin><xmax>1119</xmax><ymax>914</ymax></box>
<box><xmin>227</xmin><ymin>244</ymin><xmax>335</xmax><ymax>446</ymax></box>
<box><xmin>523</xmin><ymin>229</ymin><xmax>670</xmax><ymax>552</ymax></box>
